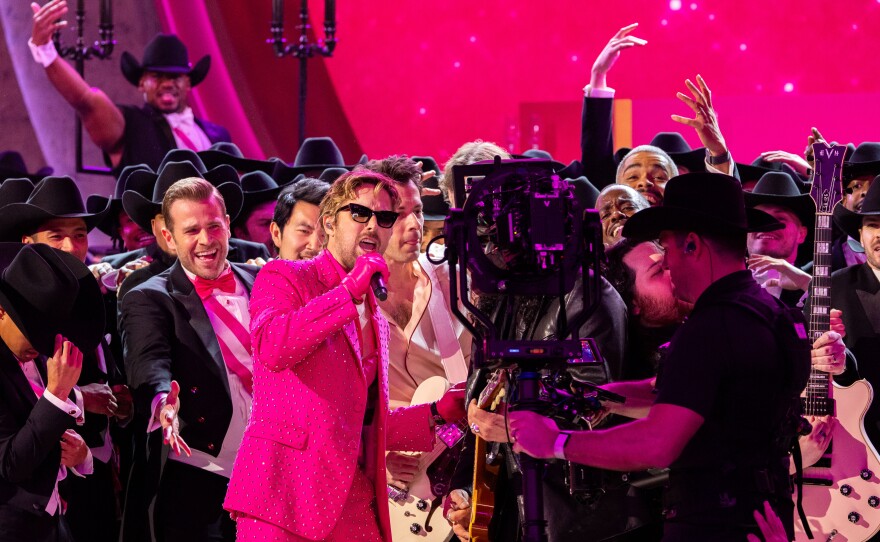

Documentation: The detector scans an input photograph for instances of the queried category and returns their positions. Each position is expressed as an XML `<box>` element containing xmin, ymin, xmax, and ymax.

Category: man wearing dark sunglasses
<box><xmin>225</xmin><ymin>169</ymin><xmax>466</xmax><ymax>541</ymax></box>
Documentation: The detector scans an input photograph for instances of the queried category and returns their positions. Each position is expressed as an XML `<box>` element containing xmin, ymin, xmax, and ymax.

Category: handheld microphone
<box><xmin>371</xmin><ymin>272</ymin><xmax>388</xmax><ymax>301</ymax></box>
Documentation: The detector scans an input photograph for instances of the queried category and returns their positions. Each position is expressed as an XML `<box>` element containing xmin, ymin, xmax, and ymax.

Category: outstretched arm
<box><xmin>31</xmin><ymin>1</ymin><xmax>125</xmax><ymax>160</ymax></box>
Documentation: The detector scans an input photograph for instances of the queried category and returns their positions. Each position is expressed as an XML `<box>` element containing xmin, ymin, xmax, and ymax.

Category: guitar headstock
<box><xmin>810</xmin><ymin>141</ymin><xmax>848</xmax><ymax>213</ymax></box>
<box><xmin>477</xmin><ymin>369</ymin><xmax>508</xmax><ymax>411</ymax></box>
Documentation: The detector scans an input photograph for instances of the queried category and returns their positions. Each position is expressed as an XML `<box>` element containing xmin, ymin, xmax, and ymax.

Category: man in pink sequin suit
<box><xmin>225</xmin><ymin>170</ymin><xmax>466</xmax><ymax>541</ymax></box>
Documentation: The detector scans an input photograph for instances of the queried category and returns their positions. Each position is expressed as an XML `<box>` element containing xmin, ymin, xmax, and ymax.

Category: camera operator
<box><xmin>510</xmin><ymin>173</ymin><xmax>812</xmax><ymax>540</ymax></box>
<box><xmin>440</xmin><ymin>141</ymin><xmax>634</xmax><ymax>541</ymax></box>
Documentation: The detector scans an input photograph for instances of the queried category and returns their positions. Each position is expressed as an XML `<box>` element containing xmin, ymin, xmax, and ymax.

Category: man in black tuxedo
<box><xmin>0</xmin><ymin>243</ymin><xmax>105</xmax><ymax>542</ymax></box>
<box><xmin>30</xmin><ymin>2</ymin><xmax>231</xmax><ymax>175</ymax></box>
<box><xmin>120</xmin><ymin>177</ymin><xmax>258</xmax><ymax>542</ymax></box>
<box><xmin>832</xmin><ymin>177</ymin><xmax>880</xmax><ymax>446</ymax></box>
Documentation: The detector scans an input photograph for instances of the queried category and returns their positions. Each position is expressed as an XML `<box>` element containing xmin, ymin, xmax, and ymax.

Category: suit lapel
<box><xmin>166</xmin><ymin>262</ymin><xmax>230</xmax><ymax>396</ymax></box>
<box><xmin>230</xmin><ymin>263</ymin><xmax>257</xmax><ymax>294</ymax></box>
<box><xmin>0</xmin><ymin>352</ymin><xmax>39</xmax><ymax>409</ymax></box>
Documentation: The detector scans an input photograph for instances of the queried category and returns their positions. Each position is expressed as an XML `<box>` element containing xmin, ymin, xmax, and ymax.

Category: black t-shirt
<box><xmin>655</xmin><ymin>270</ymin><xmax>801</xmax><ymax>471</ymax></box>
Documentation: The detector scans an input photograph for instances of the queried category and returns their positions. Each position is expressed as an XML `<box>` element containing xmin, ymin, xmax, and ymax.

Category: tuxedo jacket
<box><xmin>580</xmin><ymin>96</ymin><xmax>617</xmax><ymax>190</ymax></box>
<box><xmin>224</xmin><ymin>250</ymin><xmax>435</xmax><ymax>540</ymax></box>
<box><xmin>120</xmin><ymin>260</ymin><xmax>258</xmax><ymax>454</ymax></box>
<box><xmin>832</xmin><ymin>263</ymin><xmax>880</xmax><ymax>444</ymax></box>
<box><xmin>110</xmin><ymin>104</ymin><xmax>231</xmax><ymax>176</ymax></box>
<box><xmin>0</xmin><ymin>348</ymin><xmax>76</xmax><ymax>518</ymax></box>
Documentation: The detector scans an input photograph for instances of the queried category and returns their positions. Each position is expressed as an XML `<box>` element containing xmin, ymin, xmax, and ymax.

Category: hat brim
<box><xmin>0</xmin><ymin>243</ymin><xmax>104</xmax><ymax>356</ymax></box>
<box><xmin>121</xmin><ymin>191</ymin><xmax>161</xmax><ymax>233</ymax></box>
<box><xmin>667</xmin><ymin>149</ymin><xmax>706</xmax><ymax>173</ymax></box>
<box><xmin>622</xmin><ymin>206</ymin><xmax>783</xmax><ymax>241</ymax></box>
<box><xmin>743</xmin><ymin>192</ymin><xmax>816</xmax><ymax>230</ymax></box>
<box><xmin>199</xmin><ymin>151</ymin><xmax>274</xmax><ymax>175</ymax></box>
<box><xmin>833</xmin><ymin>203</ymin><xmax>880</xmax><ymax>241</ymax></box>
<box><xmin>0</xmin><ymin>201</ymin><xmax>112</xmax><ymax>242</ymax></box>
<box><xmin>121</xmin><ymin>52</ymin><xmax>211</xmax><ymax>87</ymax></box>
<box><xmin>86</xmin><ymin>196</ymin><xmax>123</xmax><ymax>237</ymax></box>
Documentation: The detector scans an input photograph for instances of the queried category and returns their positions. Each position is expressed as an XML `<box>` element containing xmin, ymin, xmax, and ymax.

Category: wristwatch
<box><xmin>553</xmin><ymin>431</ymin><xmax>572</xmax><ymax>460</ymax></box>
<box><xmin>430</xmin><ymin>402</ymin><xmax>446</xmax><ymax>426</ymax></box>
<box><xmin>705</xmin><ymin>148</ymin><xmax>731</xmax><ymax>165</ymax></box>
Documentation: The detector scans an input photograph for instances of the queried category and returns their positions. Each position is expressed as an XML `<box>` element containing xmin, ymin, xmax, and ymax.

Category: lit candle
<box><xmin>273</xmin><ymin>0</ymin><xmax>284</xmax><ymax>26</ymax></box>
<box><xmin>325</xmin><ymin>0</ymin><xmax>335</xmax><ymax>25</ymax></box>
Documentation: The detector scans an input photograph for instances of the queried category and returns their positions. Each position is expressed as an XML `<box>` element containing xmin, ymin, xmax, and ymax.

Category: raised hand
<box><xmin>804</xmin><ymin>127</ymin><xmax>826</xmax><ymax>164</ymax></box>
<box><xmin>590</xmin><ymin>23</ymin><xmax>647</xmax><ymax>90</ymax></box>
<box><xmin>45</xmin><ymin>334</ymin><xmax>83</xmax><ymax>400</ymax></box>
<box><xmin>31</xmin><ymin>0</ymin><xmax>68</xmax><ymax>46</ymax></box>
<box><xmin>671</xmin><ymin>74</ymin><xmax>728</xmax><ymax>159</ymax></box>
<box><xmin>759</xmin><ymin>150</ymin><xmax>812</xmax><ymax>177</ymax></box>
<box><xmin>160</xmin><ymin>380</ymin><xmax>192</xmax><ymax>457</ymax></box>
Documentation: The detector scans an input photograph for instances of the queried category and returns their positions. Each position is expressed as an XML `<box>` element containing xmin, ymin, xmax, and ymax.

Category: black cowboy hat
<box><xmin>122</xmin><ymin>161</ymin><xmax>243</xmax><ymax>232</ymax></box>
<box><xmin>422</xmin><ymin>175</ymin><xmax>449</xmax><ymax>221</ymax></box>
<box><xmin>0</xmin><ymin>151</ymin><xmax>53</xmax><ymax>183</ymax></box>
<box><xmin>843</xmin><ymin>142</ymin><xmax>880</xmax><ymax>182</ymax></box>
<box><xmin>744</xmin><ymin>171</ymin><xmax>816</xmax><ymax>230</ymax></box>
<box><xmin>0</xmin><ymin>176</ymin><xmax>112</xmax><ymax>242</ymax></box>
<box><xmin>833</xmin><ymin>175</ymin><xmax>880</xmax><ymax>240</ymax></box>
<box><xmin>120</xmin><ymin>34</ymin><xmax>211</xmax><ymax>87</ymax></box>
<box><xmin>317</xmin><ymin>167</ymin><xmax>347</xmax><ymax>185</ymax></box>
<box><xmin>198</xmin><ymin>142</ymin><xmax>274</xmax><ymax>175</ymax></box>
<box><xmin>567</xmin><ymin>176</ymin><xmax>600</xmax><ymax>210</ymax></box>
<box><xmin>286</xmin><ymin>137</ymin><xmax>363</xmax><ymax>174</ymax></box>
<box><xmin>649</xmin><ymin>132</ymin><xmax>706</xmax><ymax>173</ymax></box>
<box><xmin>623</xmin><ymin>172</ymin><xmax>782</xmax><ymax>241</ymax></box>
<box><xmin>86</xmin><ymin>164</ymin><xmax>153</xmax><ymax>237</ymax></box>
<box><xmin>0</xmin><ymin>243</ymin><xmax>104</xmax><ymax>356</ymax></box>
<box><xmin>521</xmin><ymin>149</ymin><xmax>553</xmax><ymax>160</ymax></box>
<box><xmin>239</xmin><ymin>171</ymin><xmax>282</xmax><ymax>208</ymax></box>
<box><xmin>0</xmin><ymin>178</ymin><xmax>35</xmax><ymax>207</ymax></box>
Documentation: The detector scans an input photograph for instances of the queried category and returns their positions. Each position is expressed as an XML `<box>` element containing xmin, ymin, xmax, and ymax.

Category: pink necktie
<box><xmin>172</xmin><ymin>127</ymin><xmax>200</xmax><ymax>152</ymax></box>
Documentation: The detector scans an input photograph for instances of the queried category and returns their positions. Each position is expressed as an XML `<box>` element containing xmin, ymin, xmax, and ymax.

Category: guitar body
<box><xmin>388</xmin><ymin>376</ymin><xmax>456</xmax><ymax>542</ymax></box>
<box><xmin>469</xmin><ymin>436</ymin><xmax>500</xmax><ymax>542</ymax></box>
<box><xmin>795</xmin><ymin>379</ymin><xmax>880</xmax><ymax>541</ymax></box>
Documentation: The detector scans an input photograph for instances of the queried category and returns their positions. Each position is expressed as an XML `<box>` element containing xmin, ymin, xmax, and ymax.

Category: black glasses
<box><xmin>337</xmin><ymin>203</ymin><xmax>399</xmax><ymax>228</ymax></box>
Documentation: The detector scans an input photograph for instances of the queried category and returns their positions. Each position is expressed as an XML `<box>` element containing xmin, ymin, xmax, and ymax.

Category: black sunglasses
<box><xmin>337</xmin><ymin>203</ymin><xmax>399</xmax><ymax>228</ymax></box>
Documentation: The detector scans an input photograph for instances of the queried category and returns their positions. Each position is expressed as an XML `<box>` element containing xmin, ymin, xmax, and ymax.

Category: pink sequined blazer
<box><xmin>224</xmin><ymin>250</ymin><xmax>434</xmax><ymax>540</ymax></box>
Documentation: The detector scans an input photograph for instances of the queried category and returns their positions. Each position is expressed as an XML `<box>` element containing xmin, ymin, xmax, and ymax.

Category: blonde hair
<box><xmin>440</xmin><ymin>140</ymin><xmax>511</xmax><ymax>203</ymax></box>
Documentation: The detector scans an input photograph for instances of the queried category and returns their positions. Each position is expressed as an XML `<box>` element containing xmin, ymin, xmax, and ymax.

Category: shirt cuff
<box><xmin>43</xmin><ymin>389</ymin><xmax>83</xmax><ymax>421</ymax></box>
<box><xmin>72</xmin><ymin>387</ymin><xmax>85</xmax><ymax>425</ymax></box>
<box><xmin>583</xmin><ymin>85</ymin><xmax>615</xmax><ymax>98</ymax></box>
<box><xmin>27</xmin><ymin>38</ymin><xmax>59</xmax><ymax>68</ymax></box>
<box><xmin>148</xmin><ymin>392</ymin><xmax>169</xmax><ymax>433</ymax></box>
<box><xmin>70</xmin><ymin>448</ymin><xmax>94</xmax><ymax>477</ymax></box>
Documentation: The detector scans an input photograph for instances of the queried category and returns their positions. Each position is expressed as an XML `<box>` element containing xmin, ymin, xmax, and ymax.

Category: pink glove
<box><xmin>341</xmin><ymin>253</ymin><xmax>389</xmax><ymax>300</ymax></box>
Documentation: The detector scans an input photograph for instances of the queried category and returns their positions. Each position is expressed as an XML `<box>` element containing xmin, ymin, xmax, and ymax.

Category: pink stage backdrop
<box><xmin>157</xmin><ymin>1</ymin><xmax>880</xmax><ymax>168</ymax></box>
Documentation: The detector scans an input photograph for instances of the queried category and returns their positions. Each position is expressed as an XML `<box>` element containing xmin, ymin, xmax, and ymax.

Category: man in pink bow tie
<box><xmin>225</xmin><ymin>169</ymin><xmax>466</xmax><ymax>541</ymax></box>
<box><xmin>120</xmin><ymin>176</ymin><xmax>259</xmax><ymax>542</ymax></box>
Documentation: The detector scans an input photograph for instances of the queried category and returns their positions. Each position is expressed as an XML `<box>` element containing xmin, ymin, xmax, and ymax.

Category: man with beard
<box><xmin>831</xmin><ymin>177</ymin><xmax>880</xmax><ymax>447</ymax></box>
<box><xmin>269</xmin><ymin>178</ymin><xmax>329</xmax><ymax>261</ymax></box>
<box><xmin>29</xmin><ymin>2</ymin><xmax>230</xmax><ymax>175</ymax></box>
<box><xmin>596</xmin><ymin>185</ymin><xmax>650</xmax><ymax>247</ymax></box>
<box><xmin>224</xmin><ymin>170</ymin><xmax>465</xmax><ymax>541</ymax></box>
<box><xmin>744</xmin><ymin>171</ymin><xmax>814</xmax><ymax>307</ymax></box>
<box><xmin>511</xmin><ymin>173</ymin><xmax>840</xmax><ymax>540</ymax></box>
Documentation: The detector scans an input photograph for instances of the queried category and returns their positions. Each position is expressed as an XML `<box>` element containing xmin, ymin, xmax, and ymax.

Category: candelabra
<box><xmin>271</xmin><ymin>0</ymin><xmax>337</xmax><ymax>147</ymax></box>
<box><xmin>53</xmin><ymin>0</ymin><xmax>116</xmax><ymax>175</ymax></box>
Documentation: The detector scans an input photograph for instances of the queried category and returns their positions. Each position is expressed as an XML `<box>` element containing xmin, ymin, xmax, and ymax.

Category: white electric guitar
<box><xmin>388</xmin><ymin>376</ymin><xmax>466</xmax><ymax>541</ymax></box>
<box><xmin>794</xmin><ymin>142</ymin><xmax>880</xmax><ymax>541</ymax></box>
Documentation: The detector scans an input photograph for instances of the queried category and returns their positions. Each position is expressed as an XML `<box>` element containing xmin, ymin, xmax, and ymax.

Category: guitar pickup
<box><xmin>800</xmin><ymin>397</ymin><xmax>835</xmax><ymax>416</ymax></box>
